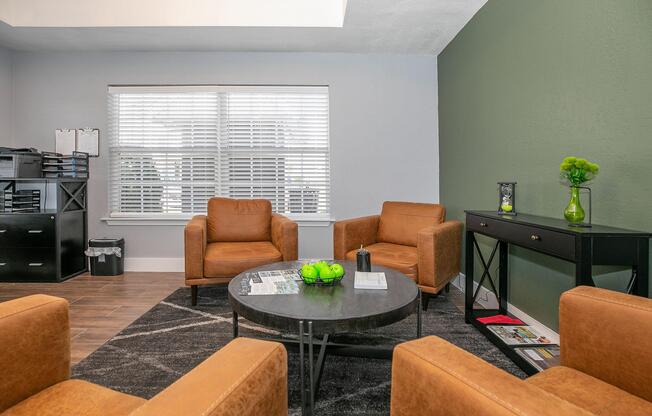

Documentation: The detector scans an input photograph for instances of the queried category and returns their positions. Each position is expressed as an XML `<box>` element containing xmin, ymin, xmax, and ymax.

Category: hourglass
<box><xmin>498</xmin><ymin>182</ymin><xmax>516</xmax><ymax>216</ymax></box>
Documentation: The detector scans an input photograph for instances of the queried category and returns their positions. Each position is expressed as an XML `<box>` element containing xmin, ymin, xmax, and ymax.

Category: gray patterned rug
<box><xmin>73</xmin><ymin>286</ymin><xmax>525</xmax><ymax>415</ymax></box>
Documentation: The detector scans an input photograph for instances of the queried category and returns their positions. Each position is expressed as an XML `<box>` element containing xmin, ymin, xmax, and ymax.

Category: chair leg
<box><xmin>191</xmin><ymin>285</ymin><xmax>198</xmax><ymax>306</ymax></box>
<box><xmin>445</xmin><ymin>282</ymin><xmax>451</xmax><ymax>293</ymax></box>
<box><xmin>422</xmin><ymin>292</ymin><xmax>430</xmax><ymax>311</ymax></box>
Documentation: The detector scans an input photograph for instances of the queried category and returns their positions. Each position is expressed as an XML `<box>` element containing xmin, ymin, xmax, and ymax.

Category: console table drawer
<box><xmin>0</xmin><ymin>248</ymin><xmax>57</xmax><ymax>281</ymax></box>
<box><xmin>0</xmin><ymin>215</ymin><xmax>56</xmax><ymax>247</ymax></box>
<box><xmin>467</xmin><ymin>214</ymin><xmax>575</xmax><ymax>260</ymax></box>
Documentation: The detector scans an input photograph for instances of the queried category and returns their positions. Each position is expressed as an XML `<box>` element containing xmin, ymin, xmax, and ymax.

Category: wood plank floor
<box><xmin>0</xmin><ymin>272</ymin><xmax>183</xmax><ymax>364</ymax></box>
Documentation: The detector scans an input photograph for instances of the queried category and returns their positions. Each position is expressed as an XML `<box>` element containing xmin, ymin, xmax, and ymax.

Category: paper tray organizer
<box><xmin>41</xmin><ymin>151</ymin><xmax>89</xmax><ymax>178</ymax></box>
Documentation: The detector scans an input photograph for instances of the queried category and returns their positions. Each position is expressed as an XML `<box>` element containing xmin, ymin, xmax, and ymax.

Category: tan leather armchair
<box><xmin>390</xmin><ymin>286</ymin><xmax>652</xmax><ymax>415</ymax></box>
<box><xmin>0</xmin><ymin>295</ymin><xmax>288</xmax><ymax>416</ymax></box>
<box><xmin>334</xmin><ymin>201</ymin><xmax>463</xmax><ymax>309</ymax></box>
<box><xmin>185</xmin><ymin>197</ymin><xmax>298</xmax><ymax>305</ymax></box>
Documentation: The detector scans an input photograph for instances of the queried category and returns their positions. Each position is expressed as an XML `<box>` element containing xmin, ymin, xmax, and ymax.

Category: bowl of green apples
<box><xmin>300</xmin><ymin>261</ymin><xmax>345</xmax><ymax>286</ymax></box>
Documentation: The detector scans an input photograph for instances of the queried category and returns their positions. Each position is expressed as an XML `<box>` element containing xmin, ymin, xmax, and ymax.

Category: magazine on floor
<box><xmin>514</xmin><ymin>345</ymin><xmax>560</xmax><ymax>371</ymax></box>
<box><xmin>238</xmin><ymin>269</ymin><xmax>302</xmax><ymax>295</ymax></box>
<box><xmin>486</xmin><ymin>325</ymin><xmax>553</xmax><ymax>345</ymax></box>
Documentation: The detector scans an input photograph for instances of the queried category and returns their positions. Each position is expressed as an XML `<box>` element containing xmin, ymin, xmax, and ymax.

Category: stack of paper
<box><xmin>354</xmin><ymin>272</ymin><xmax>388</xmax><ymax>290</ymax></box>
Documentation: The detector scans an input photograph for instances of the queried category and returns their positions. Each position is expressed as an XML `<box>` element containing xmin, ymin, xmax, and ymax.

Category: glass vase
<box><xmin>564</xmin><ymin>186</ymin><xmax>585</xmax><ymax>224</ymax></box>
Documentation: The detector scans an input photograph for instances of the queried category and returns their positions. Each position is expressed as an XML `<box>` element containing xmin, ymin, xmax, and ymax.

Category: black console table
<box><xmin>465</xmin><ymin>210</ymin><xmax>650</xmax><ymax>374</ymax></box>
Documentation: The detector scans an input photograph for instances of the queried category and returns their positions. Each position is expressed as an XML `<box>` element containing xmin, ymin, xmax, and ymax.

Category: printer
<box><xmin>0</xmin><ymin>148</ymin><xmax>43</xmax><ymax>178</ymax></box>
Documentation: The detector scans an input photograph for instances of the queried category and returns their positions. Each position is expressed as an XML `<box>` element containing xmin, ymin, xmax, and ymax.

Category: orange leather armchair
<box><xmin>185</xmin><ymin>197</ymin><xmax>298</xmax><ymax>305</ymax></box>
<box><xmin>390</xmin><ymin>286</ymin><xmax>652</xmax><ymax>415</ymax></box>
<box><xmin>334</xmin><ymin>201</ymin><xmax>463</xmax><ymax>309</ymax></box>
<box><xmin>0</xmin><ymin>295</ymin><xmax>288</xmax><ymax>416</ymax></box>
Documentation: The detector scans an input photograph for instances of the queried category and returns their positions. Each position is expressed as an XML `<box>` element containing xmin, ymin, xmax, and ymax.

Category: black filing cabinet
<box><xmin>0</xmin><ymin>178</ymin><xmax>88</xmax><ymax>282</ymax></box>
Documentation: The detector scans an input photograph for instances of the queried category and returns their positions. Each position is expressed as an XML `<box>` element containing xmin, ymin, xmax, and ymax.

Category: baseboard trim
<box><xmin>125</xmin><ymin>257</ymin><xmax>185</xmax><ymax>272</ymax></box>
<box><xmin>452</xmin><ymin>273</ymin><xmax>560</xmax><ymax>344</ymax></box>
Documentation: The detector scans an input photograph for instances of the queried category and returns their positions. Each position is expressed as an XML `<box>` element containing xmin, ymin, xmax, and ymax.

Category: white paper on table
<box><xmin>354</xmin><ymin>272</ymin><xmax>388</xmax><ymax>290</ymax></box>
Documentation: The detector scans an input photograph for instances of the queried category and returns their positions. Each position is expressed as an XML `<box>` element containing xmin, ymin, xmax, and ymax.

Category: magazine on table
<box><xmin>486</xmin><ymin>325</ymin><xmax>553</xmax><ymax>345</ymax></box>
<box><xmin>354</xmin><ymin>272</ymin><xmax>388</xmax><ymax>290</ymax></box>
<box><xmin>514</xmin><ymin>345</ymin><xmax>560</xmax><ymax>371</ymax></box>
<box><xmin>238</xmin><ymin>269</ymin><xmax>302</xmax><ymax>296</ymax></box>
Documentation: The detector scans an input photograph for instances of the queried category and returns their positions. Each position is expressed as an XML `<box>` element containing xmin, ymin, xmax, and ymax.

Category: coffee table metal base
<box><xmin>232</xmin><ymin>291</ymin><xmax>423</xmax><ymax>416</ymax></box>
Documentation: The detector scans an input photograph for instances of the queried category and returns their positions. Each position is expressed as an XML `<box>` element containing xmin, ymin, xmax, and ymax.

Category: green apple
<box><xmin>301</xmin><ymin>265</ymin><xmax>318</xmax><ymax>283</ymax></box>
<box><xmin>319</xmin><ymin>266</ymin><xmax>336</xmax><ymax>283</ymax></box>
<box><xmin>501</xmin><ymin>204</ymin><xmax>513</xmax><ymax>212</ymax></box>
<box><xmin>314</xmin><ymin>261</ymin><xmax>329</xmax><ymax>271</ymax></box>
<box><xmin>330</xmin><ymin>263</ymin><xmax>345</xmax><ymax>278</ymax></box>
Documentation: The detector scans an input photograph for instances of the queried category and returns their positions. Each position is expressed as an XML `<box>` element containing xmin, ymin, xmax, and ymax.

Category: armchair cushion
<box><xmin>377</xmin><ymin>201</ymin><xmax>445</xmax><ymax>247</ymax></box>
<box><xmin>204</xmin><ymin>241</ymin><xmax>282</xmax><ymax>278</ymax></box>
<box><xmin>207</xmin><ymin>198</ymin><xmax>272</xmax><ymax>243</ymax></box>
<box><xmin>526</xmin><ymin>366</ymin><xmax>652</xmax><ymax>416</ymax></box>
<box><xmin>560</xmin><ymin>286</ymin><xmax>652</xmax><ymax>401</ymax></box>
<box><xmin>0</xmin><ymin>295</ymin><xmax>70</xmax><ymax>413</ymax></box>
<box><xmin>2</xmin><ymin>380</ymin><xmax>145</xmax><ymax>416</ymax></box>
<box><xmin>132</xmin><ymin>338</ymin><xmax>287</xmax><ymax>416</ymax></box>
<box><xmin>391</xmin><ymin>336</ymin><xmax>591</xmax><ymax>416</ymax></box>
<box><xmin>346</xmin><ymin>242</ymin><xmax>418</xmax><ymax>280</ymax></box>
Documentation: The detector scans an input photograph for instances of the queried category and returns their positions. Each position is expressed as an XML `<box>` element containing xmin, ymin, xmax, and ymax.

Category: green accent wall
<box><xmin>438</xmin><ymin>0</ymin><xmax>652</xmax><ymax>330</ymax></box>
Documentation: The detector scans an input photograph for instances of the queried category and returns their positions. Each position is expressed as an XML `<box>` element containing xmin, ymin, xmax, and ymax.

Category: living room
<box><xmin>1</xmin><ymin>1</ymin><xmax>651</xmax><ymax>415</ymax></box>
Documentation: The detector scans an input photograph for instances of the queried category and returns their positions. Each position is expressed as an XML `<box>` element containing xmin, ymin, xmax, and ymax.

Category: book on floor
<box><xmin>514</xmin><ymin>345</ymin><xmax>560</xmax><ymax>371</ymax></box>
<box><xmin>354</xmin><ymin>272</ymin><xmax>388</xmax><ymax>290</ymax></box>
<box><xmin>486</xmin><ymin>325</ymin><xmax>553</xmax><ymax>345</ymax></box>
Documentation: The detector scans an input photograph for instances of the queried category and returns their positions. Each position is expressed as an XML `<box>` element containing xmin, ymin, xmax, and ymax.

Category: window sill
<box><xmin>101</xmin><ymin>216</ymin><xmax>335</xmax><ymax>227</ymax></box>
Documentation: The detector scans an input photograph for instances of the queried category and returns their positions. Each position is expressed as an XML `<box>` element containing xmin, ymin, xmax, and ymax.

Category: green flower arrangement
<box><xmin>559</xmin><ymin>156</ymin><xmax>599</xmax><ymax>186</ymax></box>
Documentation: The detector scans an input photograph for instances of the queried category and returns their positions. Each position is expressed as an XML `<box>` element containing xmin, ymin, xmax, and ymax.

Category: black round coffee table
<box><xmin>227</xmin><ymin>260</ymin><xmax>421</xmax><ymax>416</ymax></box>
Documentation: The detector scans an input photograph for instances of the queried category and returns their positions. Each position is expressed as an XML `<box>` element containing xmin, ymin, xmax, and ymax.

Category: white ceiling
<box><xmin>0</xmin><ymin>0</ymin><xmax>487</xmax><ymax>54</ymax></box>
<box><xmin>0</xmin><ymin>0</ymin><xmax>348</xmax><ymax>28</ymax></box>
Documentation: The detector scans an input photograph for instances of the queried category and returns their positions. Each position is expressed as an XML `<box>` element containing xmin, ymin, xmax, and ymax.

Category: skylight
<box><xmin>0</xmin><ymin>0</ymin><xmax>348</xmax><ymax>28</ymax></box>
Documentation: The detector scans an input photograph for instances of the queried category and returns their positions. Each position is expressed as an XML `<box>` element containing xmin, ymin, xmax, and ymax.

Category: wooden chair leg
<box><xmin>191</xmin><ymin>285</ymin><xmax>198</xmax><ymax>306</ymax></box>
<box><xmin>422</xmin><ymin>292</ymin><xmax>430</xmax><ymax>311</ymax></box>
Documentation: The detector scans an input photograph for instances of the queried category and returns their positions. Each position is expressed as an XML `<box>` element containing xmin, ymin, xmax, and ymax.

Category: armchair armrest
<box><xmin>333</xmin><ymin>215</ymin><xmax>380</xmax><ymax>260</ymax></box>
<box><xmin>391</xmin><ymin>336</ymin><xmax>590</xmax><ymax>416</ymax></box>
<box><xmin>0</xmin><ymin>295</ymin><xmax>70</xmax><ymax>413</ymax></box>
<box><xmin>560</xmin><ymin>286</ymin><xmax>652</xmax><ymax>401</ymax></box>
<box><xmin>184</xmin><ymin>215</ymin><xmax>207</xmax><ymax>279</ymax></box>
<box><xmin>132</xmin><ymin>338</ymin><xmax>287</xmax><ymax>416</ymax></box>
<box><xmin>416</xmin><ymin>220</ymin><xmax>463</xmax><ymax>292</ymax></box>
<box><xmin>271</xmin><ymin>213</ymin><xmax>298</xmax><ymax>261</ymax></box>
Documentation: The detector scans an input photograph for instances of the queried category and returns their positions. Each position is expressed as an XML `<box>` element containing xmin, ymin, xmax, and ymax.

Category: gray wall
<box><xmin>439</xmin><ymin>0</ymin><xmax>652</xmax><ymax>329</ymax></box>
<box><xmin>10</xmin><ymin>52</ymin><xmax>439</xmax><ymax>264</ymax></box>
<box><xmin>0</xmin><ymin>48</ymin><xmax>11</xmax><ymax>146</ymax></box>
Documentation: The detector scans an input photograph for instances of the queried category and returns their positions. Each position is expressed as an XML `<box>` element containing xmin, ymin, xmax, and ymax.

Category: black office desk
<box><xmin>464</xmin><ymin>210</ymin><xmax>650</xmax><ymax>374</ymax></box>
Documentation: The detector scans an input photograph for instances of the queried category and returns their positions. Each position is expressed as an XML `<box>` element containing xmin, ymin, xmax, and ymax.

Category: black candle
<box><xmin>357</xmin><ymin>245</ymin><xmax>371</xmax><ymax>272</ymax></box>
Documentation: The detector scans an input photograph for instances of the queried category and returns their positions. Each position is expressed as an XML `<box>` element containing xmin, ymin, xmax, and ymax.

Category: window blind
<box><xmin>108</xmin><ymin>85</ymin><xmax>330</xmax><ymax>219</ymax></box>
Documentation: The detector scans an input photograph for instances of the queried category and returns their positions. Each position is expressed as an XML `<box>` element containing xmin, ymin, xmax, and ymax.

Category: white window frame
<box><xmin>103</xmin><ymin>85</ymin><xmax>333</xmax><ymax>226</ymax></box>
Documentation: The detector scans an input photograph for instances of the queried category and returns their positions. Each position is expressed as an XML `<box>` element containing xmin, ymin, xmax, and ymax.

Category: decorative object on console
<box><xmin>559</xmin><ymin>156</ymin><xmax>599</xmax><ymax>226</ymax></box>
<box><xmin>497</xmin><ymin>181</ymin><xmax>516</xmax><ymax>215</ymax></box>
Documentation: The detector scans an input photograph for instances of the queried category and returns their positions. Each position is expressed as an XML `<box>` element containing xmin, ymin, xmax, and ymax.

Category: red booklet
<box><xmin>476</xmin><ymin>314</ymin><xmax>525</xmax><ymax>325</ymax></box>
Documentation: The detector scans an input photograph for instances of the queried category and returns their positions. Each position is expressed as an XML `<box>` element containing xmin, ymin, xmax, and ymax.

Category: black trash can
<box><xmin>86</xmin><ymin>238</ymin><xmax>125</xmax><ymax>276</ymax></box>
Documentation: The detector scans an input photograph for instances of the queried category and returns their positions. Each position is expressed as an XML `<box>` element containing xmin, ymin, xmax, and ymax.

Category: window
<box><xmin>107</xmin><ymin>85</ymin><xmax>330</xmax><ymax>221</ymax></box>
